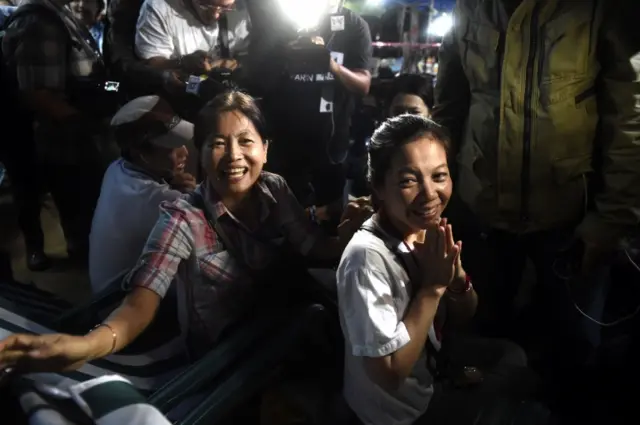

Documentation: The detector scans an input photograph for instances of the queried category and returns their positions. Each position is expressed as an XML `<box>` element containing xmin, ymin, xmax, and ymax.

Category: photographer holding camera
<box><xmin>134</xmin><ymin>0</ymin><xmax>248</xmax><ymax>85</ymax></box>
<box><xmin>263</xmin><ymin>0</ymin><xmax>373</xmax><ymax>223</ymax></box>
<box><xmin>130</xmin><ymin>0</ymin><xmax>249</xmax><ymax>121</ymax></box>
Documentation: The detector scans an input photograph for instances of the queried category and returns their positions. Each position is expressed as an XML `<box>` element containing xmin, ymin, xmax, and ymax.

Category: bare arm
<box><xmin>107</xmin><ymin>0</ymin><xmax>168</xmax><ymax>89</ymax></box>
<box><xmin>329</xmin><ymin>13</ymin><xmax>373</xmax><ymax>97</ymax></box>
<box><xmin>364</xmin><ymin>289</ymin><xmax>442</xmax><ymax>390</ymax></box>
<box><xmin>330</xmin><ymin>62</ymin><xmax>371</xmax><ymax>96</ymax></box>
<box><xmin>85</xmin><ymin>287</ymin><xmax>161</xmax><ymax>358</ymax></box>
<box><xmin>89</xmin><ymin>204</ymin><xmax>195</xmax><ymax>357</ymax></box>
<box><xmin>0</xmin><ymin>206</ymin><xmax>195</xmax><ymax>371</ymax></box>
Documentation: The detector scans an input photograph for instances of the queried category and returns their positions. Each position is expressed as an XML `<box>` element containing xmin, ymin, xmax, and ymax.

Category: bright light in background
<box><xmin>366</xmin><ymin>0</ymin><xmax>383</xmax><ymax>5</ymax></box>
<box><xmin>428</xmin><ymin>13</ymin><xmax>453</xmax><ymax>37</ymax></box>
<box><xmin>277</xmin><ymin>0</ymin><xmax>330</xmax><ymax>31</ymax></box>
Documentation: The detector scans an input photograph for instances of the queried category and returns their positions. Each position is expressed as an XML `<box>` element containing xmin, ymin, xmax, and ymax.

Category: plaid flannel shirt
<box><xmin>125</xmin><ymin>172</ymin><xmax>319</xmax><ymax>345</ymax></box>
<box><xmin>2</xmin><ymin>0</ymin><xmax>111</xmax><ymax>164</ymax></box>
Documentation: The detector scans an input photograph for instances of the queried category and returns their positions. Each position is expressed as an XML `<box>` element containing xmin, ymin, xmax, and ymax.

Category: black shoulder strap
<box><xmin>217</xmin><ymin>14</ymin><xmax>230</xmax><ymax>59</ymax></box>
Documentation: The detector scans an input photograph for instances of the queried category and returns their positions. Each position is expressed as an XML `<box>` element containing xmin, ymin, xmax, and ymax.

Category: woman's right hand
<box><xmin>0</xmin><ymin>333</ymin><xmax>93</xmax><ymax>373</ymax></box>
<box><xmin>413</xmin><ymin>223</ymin><xmax>461</xmax><ymax>296</ymax></box>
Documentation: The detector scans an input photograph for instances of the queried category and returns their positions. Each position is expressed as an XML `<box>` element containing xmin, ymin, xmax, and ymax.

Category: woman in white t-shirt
<box><xmin>336</xmin><ymin>114</ymin><xmax>545</xmax><ymax>425</ymax></box>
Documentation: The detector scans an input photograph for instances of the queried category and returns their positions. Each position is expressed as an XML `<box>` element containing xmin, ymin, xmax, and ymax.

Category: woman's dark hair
<box><xmin>194</xmin><ymin>91</ymin><xmax>268</xmax><ymax>151</ymax></box>
<box><xmin>389</xmin><ymin>74</ymin><xmax>435</xmax><ymax>110</ymax></box>
<box><xmin>368</xmin><ymin>114</ymin><xmax>451</xmax><ymax>189</ymax></box>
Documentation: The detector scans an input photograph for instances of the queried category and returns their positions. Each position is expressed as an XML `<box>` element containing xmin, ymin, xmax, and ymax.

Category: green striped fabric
<box><xmin>0</xmin><ymin>302</ymin><xmax>188</xmax><ymax>393</ymax></box>
<box><xmin>17</xmin><ymin>375</ymin><xmax>173</xmax><ymax>425</ymax></box>
<box><xmin>0</xmin><ymin>299</ymin><xmax>195</xmax><ymax>421</ymax></box>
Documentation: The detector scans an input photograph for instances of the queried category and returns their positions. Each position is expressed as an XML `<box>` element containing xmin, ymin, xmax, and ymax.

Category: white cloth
<box><xmin>18</xmin><ymin>375</ymin><xmax>173</xmax><ymax>425</ymax></box>
<box><xmin>89</xmin><ymin>159</ymin><xmax>183</xmax><ymax>294</ymax></box>
<box><xmin>135</xmin><ymin>0</ymin><xmax>250</xmax><ymax>60</ymax></box>
<box><xmin>336</xmin><ymin>216</ymin><xmax>439</xmax><ymax>425</ymax></box>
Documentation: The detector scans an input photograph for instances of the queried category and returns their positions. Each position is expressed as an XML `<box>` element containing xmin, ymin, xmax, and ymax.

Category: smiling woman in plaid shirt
<box><xmin>0</xmin><ymin>91</ymin><xmax>373</xmax><ymax>372</ymax></box>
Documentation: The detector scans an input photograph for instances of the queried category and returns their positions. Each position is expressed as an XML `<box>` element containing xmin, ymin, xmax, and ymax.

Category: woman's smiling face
<box><xmin>202</xmin><ymin>110</ymin><xmax>268</xmax><ymax>203</ymax></box>
<box><xmin>375</xmin><ymin>136</ymin><xmax>452</xmax><ymax>234</ymax></box>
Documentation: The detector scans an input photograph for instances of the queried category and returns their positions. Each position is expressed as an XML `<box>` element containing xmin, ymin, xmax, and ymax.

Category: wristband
<box><xmin>447</xmin><ymin>273</ymin><xmax>473</xmax><ymax>295</ymax></box>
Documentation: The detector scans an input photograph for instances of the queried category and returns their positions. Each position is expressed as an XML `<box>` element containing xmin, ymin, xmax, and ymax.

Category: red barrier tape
<box><xmin>372</xmin><ymin>42</ymin><xmax>442</xmax><ymax>48</ymax></box>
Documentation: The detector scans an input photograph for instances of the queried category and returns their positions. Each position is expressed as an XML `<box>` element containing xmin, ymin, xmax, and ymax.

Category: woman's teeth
<box><xmin>416</xmin><ymin>208</ymin><xmax>437</xmax><ymax>216</ymax></box>
<box><xmin>224</xmin><ymin>167</ymin><xmax>247</xmax><ymax>177</ymax></box>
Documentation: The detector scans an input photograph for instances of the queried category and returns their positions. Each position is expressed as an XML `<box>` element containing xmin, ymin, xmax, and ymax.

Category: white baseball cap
<box><xmin>111</xmin><ymin>95</ymin><xmax>194</xmax><ymax>150</ymax></box>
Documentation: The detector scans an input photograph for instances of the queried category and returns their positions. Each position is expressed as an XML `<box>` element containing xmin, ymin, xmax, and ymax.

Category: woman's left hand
<box><xmin>337</xmin><ymin>197</ymin><xmax>374</xmax><ymax>243</ymax></box>
<box><xmin>440</xmin><ymin>218</ymin><xmax>466</xmax><ymax>290</ymax></box>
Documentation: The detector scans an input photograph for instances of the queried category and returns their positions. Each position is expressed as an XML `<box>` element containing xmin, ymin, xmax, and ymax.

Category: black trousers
<box><xmin>337</xmin><ymin>338</ymin><xmax>547</xmax><ymax>425</ymax></box>
<box><xmin>441</xmin><ymin>194</ymin><xmax>574</xmax><ymax>339</ymax></box>
<box><xmin>473</xmin><ymin>228</ymin><xmax>574</xmax><ymax>337</ymax></box>
<box><xmin>36</xmin><ymin>123</ymin><xmax>118</xmax><ymax>255</ymax></box>
<box><xmin>0</xmin><ymin>124</ymin><xmax>47</xmax><ymax>251</ymax></box>
<box><xmin>42</xmin><ymin>161</ymin><xmax>105</xmax><ymax>253</ymax></box>
<box><xmin>418</xmin><ymin>337</ymin><xmax>545</xmax><ymax>425</ymax></box>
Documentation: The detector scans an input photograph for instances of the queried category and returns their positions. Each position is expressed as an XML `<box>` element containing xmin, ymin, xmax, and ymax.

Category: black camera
<box><xmin>185</xmin><ymin>67</ymin><xmax>239</xmax><ymax>100</ymax></box>
<box><xmin>176</xmin><ymin>67</ymin><xmax>244</xmax><ymax>121</ymax></box>
<box><xmin>286</xmin><ymin>37</ymin><xmax>331</xmax><ymax>76</ymax></box>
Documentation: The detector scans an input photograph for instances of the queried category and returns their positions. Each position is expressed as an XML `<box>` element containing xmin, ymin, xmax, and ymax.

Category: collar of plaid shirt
<box><xmin>200</xmin><ymin>173</ymin><xmax>278</xmax><ymax>226</ymax></box>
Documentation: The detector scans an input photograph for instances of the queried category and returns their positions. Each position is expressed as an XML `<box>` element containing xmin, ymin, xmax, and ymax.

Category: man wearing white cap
<box><xmin>89</xmin><ymin>96</ymin><xmax>196</xmax><ymax>295</ymax></box>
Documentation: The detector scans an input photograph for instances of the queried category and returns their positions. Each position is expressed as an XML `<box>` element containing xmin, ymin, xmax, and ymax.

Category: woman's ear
<box><xmin>263</xmin><ymin>139</ymin><xmax>269</xmax><ymax>164</ymax></box>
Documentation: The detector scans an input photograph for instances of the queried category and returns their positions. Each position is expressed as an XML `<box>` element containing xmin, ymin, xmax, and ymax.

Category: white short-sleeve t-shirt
<box><xmin>135</xmin><ymin>0</ymin><xmax>250</xmax><ymax>60</ymax></box>
<box><xmin>89</xmin><ymin>159</ymin><xmax>183</xmax><ymax>294</ymax></box>
<box><xmin>336</xmin><ymin>215</ymin><xmax>442</xmax><ymax>425</ymax></box>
